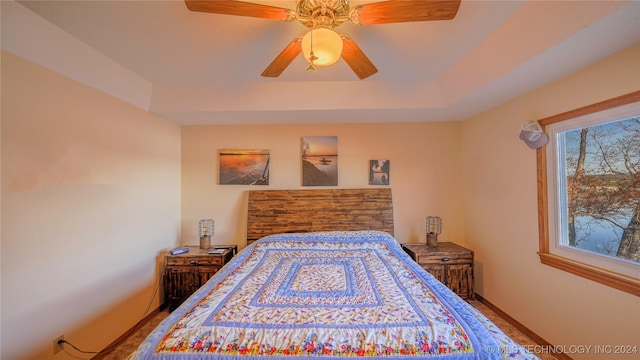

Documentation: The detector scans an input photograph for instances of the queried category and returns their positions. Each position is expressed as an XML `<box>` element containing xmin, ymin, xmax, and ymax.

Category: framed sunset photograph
<box><xmin>301</xmin><ymin>136</ymin><xmax>338</xmax><ymax>186</ymax></box>
<box><xmin>219</xmin><ymin>149</ymin><xmax>270</xmax><ymax>185</ymax></box>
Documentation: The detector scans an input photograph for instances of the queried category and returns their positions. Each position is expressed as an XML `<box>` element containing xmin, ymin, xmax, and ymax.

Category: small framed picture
<box><xmin>369</xmin><ymin>160</ymin><xmax>390</xmax><ymax>185</ymax></box>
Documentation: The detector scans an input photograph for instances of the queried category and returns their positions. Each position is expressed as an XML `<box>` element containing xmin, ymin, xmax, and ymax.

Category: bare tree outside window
<box><xmin>561</xmin><ymin>118</ymin><xmax>640</xmax><ymax>263</ymax></box>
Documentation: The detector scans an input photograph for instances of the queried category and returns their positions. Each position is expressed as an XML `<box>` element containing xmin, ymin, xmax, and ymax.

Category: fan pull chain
<box><xmin>307</xmin><ymin>21</ymin><xmax>318</xmax><ymax>72</ymax></box>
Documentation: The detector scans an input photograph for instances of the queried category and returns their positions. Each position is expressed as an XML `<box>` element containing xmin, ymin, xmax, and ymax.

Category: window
<box><xmin>537</xmin><ymin>91</ymin><xmax>640</xmax><ymax>296</ymax></box>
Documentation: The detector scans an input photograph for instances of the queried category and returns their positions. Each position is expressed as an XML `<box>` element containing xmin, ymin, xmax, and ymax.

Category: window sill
<box><xmin>538</xmin><ymin>252</ymin><xmax>640</xmax><ymax>297</ymax></box>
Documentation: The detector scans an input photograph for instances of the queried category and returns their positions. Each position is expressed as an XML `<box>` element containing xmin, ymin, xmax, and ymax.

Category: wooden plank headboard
<box><xmin>247</xmin><ymin>188</ymin><xmax>394</xmax><ymax>243</ymax></box>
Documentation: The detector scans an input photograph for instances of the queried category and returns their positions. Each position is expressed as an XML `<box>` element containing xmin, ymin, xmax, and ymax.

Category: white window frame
<box><xmin>537</xmin><ymin>91</ymin><xmax>640</xmax><ymax>297</ymax></box>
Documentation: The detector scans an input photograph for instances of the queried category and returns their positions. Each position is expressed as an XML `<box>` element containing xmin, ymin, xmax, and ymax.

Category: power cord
<box><xmin>58</xmin><ymin>261</ymin><xmax>165</xmax><ymax>357</ymax></box>
<box><xmin>57</xmin><ymin>338</ymin><xmax>96</xmax><ymax>354</ymax></box>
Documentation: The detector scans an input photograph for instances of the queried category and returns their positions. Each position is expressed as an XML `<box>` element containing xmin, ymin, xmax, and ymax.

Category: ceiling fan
<box><xmin>185</xmin><ymin>0</ymin><xmax>461</xmax><ymax>79</ymax></box>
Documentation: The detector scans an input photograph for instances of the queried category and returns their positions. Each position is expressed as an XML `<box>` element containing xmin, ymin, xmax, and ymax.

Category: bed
<box><xmin>129</xmin><ymin>189</ymin><xmax>538</xmax><ymax>359</ymax></box>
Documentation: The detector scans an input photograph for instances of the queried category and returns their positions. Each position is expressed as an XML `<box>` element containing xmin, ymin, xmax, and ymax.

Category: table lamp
<box><xmin>426</xmin><ymin>216</ymin><xmax>442</xmax><ymax>247</ymax></box>
<box><xmin>199</xmin><ymin>219</ymin><xmax>214</xmax><ymax>250</ymax></box>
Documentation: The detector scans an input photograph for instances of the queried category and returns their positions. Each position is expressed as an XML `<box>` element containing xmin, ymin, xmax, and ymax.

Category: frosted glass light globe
<box><xmin>301</xmin><ymin>27</ymin><xmax>343</xmax><ymax>66</ymax></box>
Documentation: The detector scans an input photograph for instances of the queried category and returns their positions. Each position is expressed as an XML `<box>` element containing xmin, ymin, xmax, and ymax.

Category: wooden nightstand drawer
<box><xmin>417</xmin><ymin>252</ymin><xmax>473</xmax><ymax>265</ymax></box>
<box><xmin>166</xmin><ymin>256</ymin><xmax>223</xmax><ymax>266</ymax></box>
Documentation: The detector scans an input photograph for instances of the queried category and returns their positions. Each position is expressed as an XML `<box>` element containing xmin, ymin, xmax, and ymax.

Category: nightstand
<box><xmin>402</xmin><ymin>242</ymin><xmax>474</xmax><ymax>299</ymax></box>
<box><xmin>164</xmin><ymin>246</ymin><xmax>236</xmax><ymax>311</ymax></box>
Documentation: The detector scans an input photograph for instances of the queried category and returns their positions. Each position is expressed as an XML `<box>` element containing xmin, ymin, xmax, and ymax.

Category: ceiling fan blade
<box><xmin>340</xmin><ymin>35</ymin><xmax>378</xmax><ymax>80</ymax></box>
<box><xmin>261</xmin><ymin>36</ymin><xmax>303</xmax><ymax>77</ymax></box>
<box><xmin>185</xmin><ymin>0</ymin><xmax>294</xmax><ymax>21</ymax></box>
<box><xmin>351</xmin><ymin>0</ymin><xmax>461</xmax><ymax>25</ymax></box>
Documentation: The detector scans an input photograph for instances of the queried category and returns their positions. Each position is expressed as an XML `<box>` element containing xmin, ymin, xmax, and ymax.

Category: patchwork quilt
<box><xmin>129</xmin><ymin>231</ymin><xmax>538</xmax><ymax>359</ymax></box>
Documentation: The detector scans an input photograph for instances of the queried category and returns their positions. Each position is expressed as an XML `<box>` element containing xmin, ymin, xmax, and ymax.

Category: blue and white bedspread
<box><xmin>130</xmin><ymin>231</ymin><xmax>538</xmax><ymax>359</ymax></box>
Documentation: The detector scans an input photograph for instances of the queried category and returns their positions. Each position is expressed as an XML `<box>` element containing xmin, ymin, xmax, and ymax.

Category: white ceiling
<box><xmin>5</xmin><ymin>0</ymin><xmax>640</xmax><ymax>125</ymax></box>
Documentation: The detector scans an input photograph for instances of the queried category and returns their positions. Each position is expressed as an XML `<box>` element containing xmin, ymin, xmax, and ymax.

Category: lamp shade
<box><xmin>199</xmin><ymin>219</ymin><xmax>214</xmax><ymax>237</ymax></box>
<box><xmin>426</xmin><ymin>216</ymin><xmax>442</xmax><ymax>235</ymax></box>
<box><xmin>301</xmin><ymin>27</ymin><xmax>343</xmax><ymax>66</ymax></box>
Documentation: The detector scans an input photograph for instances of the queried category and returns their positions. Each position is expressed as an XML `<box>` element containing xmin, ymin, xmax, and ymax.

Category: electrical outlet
<box><xmin>53</xmin><ymin>335</ymin><xmax>64</xmax><ymax>354</ymax></box>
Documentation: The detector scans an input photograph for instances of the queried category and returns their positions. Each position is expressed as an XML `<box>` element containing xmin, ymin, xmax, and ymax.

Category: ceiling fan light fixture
<box><xmin>301</xmin><ymin>27</ymin><xmax>343</xmax><ymax>67</ymax></box>
<box><xmin>184</xmin><ymin>0</ymin><xmax>461</xmax><ymax>79</ymax></box>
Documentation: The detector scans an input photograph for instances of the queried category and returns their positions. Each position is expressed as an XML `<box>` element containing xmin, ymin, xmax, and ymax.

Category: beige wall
<box><xmin>1</xmin><ymin>51</ymin><xmax>182</xmax><ymax>359</ymax></box>
<box><xmin>460</xmin><ymin>45</ymin><xmax>640</xmax><ymax>359</ymax></box>
<box><xmin>181</xmin><ymin>122</ymin><xmax>465</xmax><ymax>248</ymax></box>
